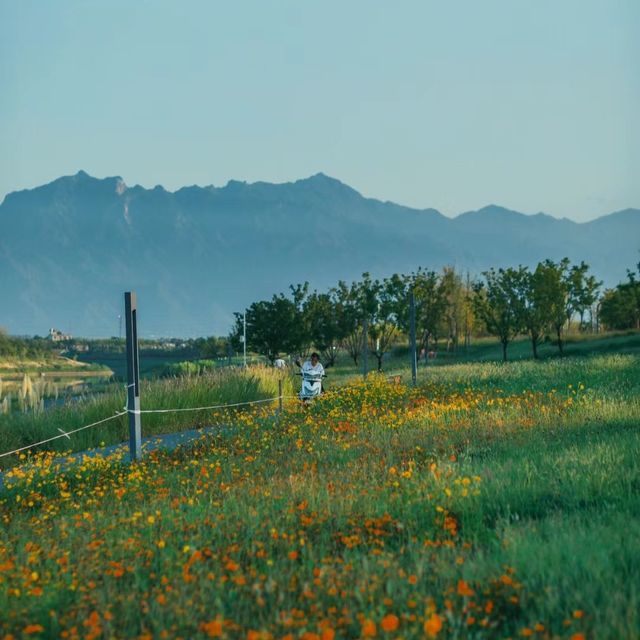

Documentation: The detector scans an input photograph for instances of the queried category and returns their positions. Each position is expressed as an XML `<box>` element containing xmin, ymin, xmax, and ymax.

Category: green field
<box><xmin>0</xmin><ymin>334</ymin><xmax>639</xmax><ymax>638</ymax></box>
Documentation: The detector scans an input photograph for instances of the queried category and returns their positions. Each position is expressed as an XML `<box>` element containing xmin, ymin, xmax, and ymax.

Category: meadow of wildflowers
<box><xmin>1</xmin><ymin>353</ymin><xmax>638</xmax><ymax>638</ymax></box>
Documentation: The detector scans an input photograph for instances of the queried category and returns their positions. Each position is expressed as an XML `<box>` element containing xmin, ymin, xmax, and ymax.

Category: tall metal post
<box><xmin>362</xmin><ymin>316</ymin><xmax>369</xmax><ymax>379</ymax></box>
<box><xmin>124</xmin><ymin>292</ymin><xmax>142</xmax><ymax>462</ymax></box>
<box><xmin>409</xmin><ymin>291</ymin><xmax>417</xmax><ymax>386</ymax></box>
<box><xmin>243</xmin><ymin>312</ymin><xmax>247</xmax><ymax>367</ymax></box>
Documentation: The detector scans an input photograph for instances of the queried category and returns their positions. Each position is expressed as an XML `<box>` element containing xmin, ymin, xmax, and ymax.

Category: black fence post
<box><xmin>410</xmin><ymin>291</ymin><xmax>417</xmax><ymax>386</ymax></box>
<box><xmin>124</xmin><ymin>291</ymin><xmax>142</xmax><ymax>462</ymax></box>
<box><xmin>362</xmin><ymin>316</ymin><xmax>369</xmax><ymax>379</ymax></box>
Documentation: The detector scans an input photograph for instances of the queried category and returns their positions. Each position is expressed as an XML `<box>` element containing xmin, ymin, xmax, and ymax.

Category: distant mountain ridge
<box><xmin>1</xmin><ymin>171</ymin><xmax>638</xmax><ymax>337</ymax></box>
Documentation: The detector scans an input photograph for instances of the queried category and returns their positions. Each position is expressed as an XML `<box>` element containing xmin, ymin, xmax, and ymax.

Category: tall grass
<box><xmin>0</xmin><ymin>365</ymin><xmax>293</xmax><ymax>467</ymax></box>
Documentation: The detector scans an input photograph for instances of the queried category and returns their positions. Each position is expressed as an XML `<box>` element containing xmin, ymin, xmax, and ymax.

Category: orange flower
<box><xmin>321</xmin><ymin>629</ymin><xmax>335</xmax><ymax>640</ymax></box>
<box><xmin>288</xmin><ymin>550</ymin><xmax>299</xmax><ymax>561</ymax></box>
<box><xmin>570</xmin><ymin>634</ymin><xmax>585</xmax><ymax>640</ymax></box>
<box><xmin>361</xmin><ymin>619</ymin><xmax>377</xmax><ymax>637</ymax></box>
<box><xmin>573</xmin><ymin>610</ymin><xmax>584</xmax><ymax>619</ymax></box>
<box><xmin>23</xmin><ymin>626</ymin><xmax>45</xmax><ymax>635</ymax></box>
<box><xmin>407</xmin><ymin>574</ymin><xmax>418</xmax><ymax>585</ymax></box>
<box><xmin>199</xmin><ymin>620</ymin><xmax>223</xmax><ymax>638</ymax></box>
<box><xmin>424</xmin><ymin>613</ymin><xmax>442</xmax><ymax>637</ymax></box>
<box><xmin>457</xmin><ymin>580</ymin><xmax>474</xmax><ymax>597</ymax></box>
<box><xmin>381</xmin><ymin>614</ymin><xmax>399</xmax><ymax>632</ymax></box>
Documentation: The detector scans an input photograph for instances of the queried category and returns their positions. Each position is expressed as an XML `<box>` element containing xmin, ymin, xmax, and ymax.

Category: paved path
<box><xmin>0</xmin><ymin>424</ymin><xmax>235</xmax><ymax>491</ymax></box>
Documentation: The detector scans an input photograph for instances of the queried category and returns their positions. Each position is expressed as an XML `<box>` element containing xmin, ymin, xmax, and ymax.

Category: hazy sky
<box><xmin>1</xmin><ymin>0</ymin><xmax>638</xmax><ymax>221</ymax></box>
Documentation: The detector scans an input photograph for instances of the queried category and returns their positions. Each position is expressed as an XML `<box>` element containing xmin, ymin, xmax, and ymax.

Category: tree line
<box><xmin>231</xmin><ymin>258</ymin><xmax>640</xmax><ymax>366</ymax></box>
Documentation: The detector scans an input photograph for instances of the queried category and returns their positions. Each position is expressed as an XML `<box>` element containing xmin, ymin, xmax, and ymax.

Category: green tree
<box><xmin>519</xmin><ymin>266</ymin><xmax>547</xmax><ymax>359</ymax></box>
<box><xmin>439</xmin><ymin>267</ymin><xmax>469</xmax><ymax>352</ymax></box>
<box><xmin>599</xmin><ymin>262</ymin><xmax>640</xmax><ymax>330</ymax></box>
<box><xmin>409</xmin><ymin>269</ymin><xmax>447</xmax><ymax>360</ymax></box>
<box><xmin>333</xmin><ymin>280</ymin><xmax>365</xmax><ymax>366</ymax></box>
<box><xmin>566</xmin><ymin>261</ymin><xmax>601</xmax><ymax>330</ymax></box>
<box><xmin>232</xmin><ymin>294</ymin><xmax>305</xmax><ymax>362</ymax></box>
<box><xmin>473</xmin><ymin>267</ymin><xmax>527</xmax><ymax>362</ymax></box>
<box><xmin>303</xmin><ymin>291</ymin><xmax>342</xmax><ymax>366</ymax></box>
<box><xmin>367</xmin><ymin>274</ymin><xmax>403</xmax><ymax>372</ymax></box>
<box><xmin>536</xmin><ymin>259</ymin><xmax>570</xmax><ymax>356</ymax></box>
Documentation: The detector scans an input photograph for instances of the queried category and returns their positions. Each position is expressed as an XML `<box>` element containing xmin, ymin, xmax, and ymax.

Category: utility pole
<box><xmin>243</xmin><ymin>312</ymin><xmax>247</xmax><ymax>367</ymax></box>
<box><xmin>409</xmin><ymin>291</ymin><xmax>417</xmax><ymax>386</ymax></box>
<box><xmin>362</xmin><ymin>316</ymin><xmax>369</xmax><ymax>379</ymax></box>
<box><xmin>124</xmin><ymin>292</ymin><xmax>142</xmax><ymax>462</ymax></box>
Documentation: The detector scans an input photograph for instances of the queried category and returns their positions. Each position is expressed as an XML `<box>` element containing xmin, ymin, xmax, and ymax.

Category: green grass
<box><xmin>0</xmin><ymin>366</ymin><xmax>294</xmax><ymax>469</ymax></box>
<box><xmin>416</xmin><ymin>330</ymin><xmax>640</xmax><ymax>364</ymax></box>
<box><xmin>0</xmin><ymin>350</ymin><xmax>638</xmax><ymax>638</ymax></box>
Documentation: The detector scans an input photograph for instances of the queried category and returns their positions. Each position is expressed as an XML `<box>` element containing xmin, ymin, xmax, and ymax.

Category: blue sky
<box><xmin>1</xmin><ymin>0</ymin><xmax>638</xmax><ymax>221</ymax></box>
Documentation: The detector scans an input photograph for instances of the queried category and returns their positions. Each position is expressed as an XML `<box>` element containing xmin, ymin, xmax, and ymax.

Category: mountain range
<box><xmin>1</xmin><ymin>171</ymin><xmax>638</xmax><ymax>337</ymax></box>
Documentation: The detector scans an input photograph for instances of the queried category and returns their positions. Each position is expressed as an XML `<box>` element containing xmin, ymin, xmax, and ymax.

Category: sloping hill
<box><xmin>0</xmin><ymin>171</ymin><xmax>638</xmax><ymax>336</ymax></box>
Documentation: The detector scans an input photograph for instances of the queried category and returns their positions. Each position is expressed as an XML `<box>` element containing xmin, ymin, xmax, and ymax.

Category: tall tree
<box><xmin>231</xmin><ymin>294</ymin><xmax>305</xmax><ymax>362</ymax></box>
<box><xmin>566</xmin><ymin>261</ymin><xmax>601</xmax><ymax>330</ymax></box>
<box><xmin>410</xmin><ymin>269</ymin><xmax>447</xmax><ymax>359</ymax></box>
<box><xmin>367</xmin><ymin>274</ymin><xmax>403</xmax><ymax>372</ymax></box>
<box><xmin>333</xmin><ymin>280</ymin><xmax>365</xmax><ymax>365</ymax></box>
<box><xmin>303</xmin><ymin>291</ymin><xmax>342</xmax><ymax>366</ymax></box>
<box><xmin>519</xmin><ymin>266</ymin><xmax>547</xmax><ymax>359</ymax></box>
<box><xmin>599</xmin><ymin>262</ymin><xmax>640</xmax><ymax>330</ymax></box>
<box><xmin>473</xmin><ymin>267</ymin><xmax>527</xmax><ymax>362</ymax></box>
<box><xmin>440</xmin><ymin>267</ymin><xmax>468</xmax><ymax>352</ymax></box>
<box><xmin>535</xmin><ymin>259</ymin><xmax>570</xmax><ymax>356</ymax></box>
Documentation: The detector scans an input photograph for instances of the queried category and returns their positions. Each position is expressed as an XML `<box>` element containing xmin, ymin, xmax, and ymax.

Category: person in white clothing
<box><xmin>295</xmin><ymin>352</ymin><xmax>325</xmax><ymax>400</ymax></box>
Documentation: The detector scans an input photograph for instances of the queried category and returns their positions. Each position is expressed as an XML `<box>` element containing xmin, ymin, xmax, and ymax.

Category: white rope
<box><xmin>124</xmin><ymin>395</ymin><xmax>294</xmax><ymax>414</ymax></box>
<box><xmin>0</xmin><ymin>412</ymin><xmax>126</xmax><ymax>459</ymax></box>
<box><xmin>0</xmin><ymin>394</ymin><xmax>299</xmax><ymax>460</ymax></box>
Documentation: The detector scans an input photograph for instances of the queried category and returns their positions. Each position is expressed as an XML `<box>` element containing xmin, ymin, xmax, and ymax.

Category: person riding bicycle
<box><xmin>294</xmin><ymin>352</ymin><xmax>325</xmax><ymax>400</ymax></box>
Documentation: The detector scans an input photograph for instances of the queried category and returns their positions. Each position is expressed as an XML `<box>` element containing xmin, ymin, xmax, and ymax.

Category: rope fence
<box><xmin>0</xmin><ymin>393</ymin><xmax>297</xmax><ymax>461</ymax></box>
<box><xmin>0</xmin><ymin>412</ymin><xmax>127</xmax><ymax>459</ymax></box>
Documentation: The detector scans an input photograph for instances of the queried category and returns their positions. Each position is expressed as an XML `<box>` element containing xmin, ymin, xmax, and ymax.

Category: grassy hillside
<box><xmin>1</xmin><ymin>352</ymin><xmax>638</xmax><ymax>638</ymax></box>
<box><xmin>0</xmin><ymin>354</ymin><xmax>109</xmax><ymax>374</ymax></box>
<box><xmin>326</xmin><ymin>331</ymin><xmax>640</xmax><ymax>385</ymax></box>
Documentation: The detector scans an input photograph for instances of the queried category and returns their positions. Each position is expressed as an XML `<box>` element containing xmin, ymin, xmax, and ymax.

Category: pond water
<box><xmin>0</xmin><ymin>372</ymin><xmax>114</xmax><ymax>415</ymax></box>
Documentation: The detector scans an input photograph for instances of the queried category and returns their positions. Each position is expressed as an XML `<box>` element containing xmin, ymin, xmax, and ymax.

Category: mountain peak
<box><xmin>300</xmin><ymin>172</ymin><xmax>343</xmax><ymax>185</ymax></box>
<box><xmin>477</xmin><ymin>204</ymin><xmax>522</xmax><ymax>216</ymax></box>
<box><xmin>294</xmin><ymin>173</ymin><xmax>361</xmax><ymax>198</ymax></box>
<box><xmin>455</xmin><ymin>204</ymin><xmax>523</xmax><ymax>221</ymax></box>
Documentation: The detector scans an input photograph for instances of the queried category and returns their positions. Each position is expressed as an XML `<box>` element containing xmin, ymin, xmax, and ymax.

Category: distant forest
<box><xmin>230</xmin><ymin>259</ymin><xmax>640</xmax><ymax>365</ymax></box>
<box><xmin>2</xmin><ymin>259</ymin><xmax>638</xmax><ymax>365</ymax></box>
